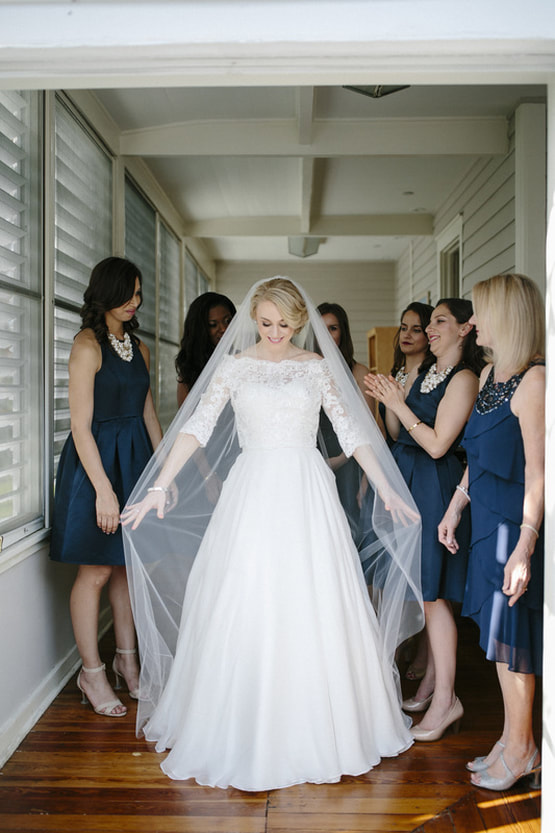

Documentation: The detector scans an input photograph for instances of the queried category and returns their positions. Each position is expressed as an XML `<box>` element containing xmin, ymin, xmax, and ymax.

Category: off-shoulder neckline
<box><xmin>230</xmin><ymin>354</ymin><xmax>324</xmax><ymax>367</ymax></box>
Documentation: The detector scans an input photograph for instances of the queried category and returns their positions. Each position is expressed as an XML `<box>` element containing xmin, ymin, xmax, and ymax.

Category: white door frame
<box><xmin>0</xmin><ymin>2</ymin><xmax>553</xmax><ymax>826</ymax></box>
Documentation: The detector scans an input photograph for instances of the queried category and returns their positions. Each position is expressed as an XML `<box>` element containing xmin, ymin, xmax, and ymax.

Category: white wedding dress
<box><xmin>141</xmin><ymin>355</ymin><xmax>414</xmax><ymax>791</ymax></box>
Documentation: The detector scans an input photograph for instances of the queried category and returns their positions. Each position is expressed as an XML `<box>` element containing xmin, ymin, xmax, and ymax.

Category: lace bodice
<box><xmin>181</xmin><ymin>355</ymin><xmax>369</xmax><ymax>456</ymax></box>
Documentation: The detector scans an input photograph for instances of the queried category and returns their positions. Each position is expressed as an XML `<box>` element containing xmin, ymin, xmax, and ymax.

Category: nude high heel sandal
<box><xmin>77</xmin><ymin>663</ymin><xmax>127</xmax><ymax>717</ymax></box>
<box><xmin>410</xmin><ymin>696</ymin><xmax>463</xmax><ymax>742</ymax></box>
<box><xmin>112</xmin><ymin>648</ymin><xmax>140</xmax><ymax>699</ymax></box>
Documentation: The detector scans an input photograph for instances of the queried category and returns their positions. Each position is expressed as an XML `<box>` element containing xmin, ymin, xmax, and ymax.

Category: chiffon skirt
<box><xmin>143</xmin><ymin>446</ymin><xmax>413</xmax><ymax>791</ymax></box>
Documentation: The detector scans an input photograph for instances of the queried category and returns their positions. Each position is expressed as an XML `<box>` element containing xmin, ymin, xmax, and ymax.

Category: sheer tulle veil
<box><xmin>123</xmin><ymin>277</ymin><xmax>423</xmax><ymax>733</ymax></box>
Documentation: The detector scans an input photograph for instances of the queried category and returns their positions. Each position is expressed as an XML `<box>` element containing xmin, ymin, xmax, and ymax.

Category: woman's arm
<box><xmin>503</xmin><ymin>365</ymin><xmax>545</xmax><ymax>606</ymax></box>
<box><xmin>438</xmin><ymin>466</ymin><xmax>470</xmax><ymax>554</ymax></box>
<box><xmin>367</xmin><ymin>369</ymin><xmax>478</xmax><ymax>459</ymax></box>
<box><xmin>139</xmin><ymin>341</ymin><xmax>163</xmax><ymax>450</ymax></box>
<box><xmin>177</xmin><ymin>380</ymin><xmax>189</xmax><ymax>409</ymax></box>
<box><xmin>68</xmin><ymin>330</ymin><xmax>120</xmax><ymax>535</ymax></box>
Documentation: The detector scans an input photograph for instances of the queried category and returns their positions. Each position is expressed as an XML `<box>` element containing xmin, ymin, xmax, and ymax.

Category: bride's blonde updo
<box><xmin>250</xmin><ymin>277</ymin><xmax>309</xmax><ymax>333</ymax></box>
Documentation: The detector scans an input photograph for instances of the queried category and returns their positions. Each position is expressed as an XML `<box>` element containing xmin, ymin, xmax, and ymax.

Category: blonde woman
<box><xmin>439</xmin><ymin>273</ymin><xmax>544</xmax><ymax>791</ymax></box>
<box><xmin>122</xmin><ymin>278</ymin><xmax>423</xmax><ymax>791</ymax></box>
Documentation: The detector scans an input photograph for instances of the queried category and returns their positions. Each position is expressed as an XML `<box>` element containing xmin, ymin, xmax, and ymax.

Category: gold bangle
<box><xmin>408</xmin><ymin>420</ymin><xmax>422</xmax><ymax>433</ymax></box>
<box><xmin>520</xmin><ymin>523</ymin><xmax>539</xmax><ymax>538</ymax></box>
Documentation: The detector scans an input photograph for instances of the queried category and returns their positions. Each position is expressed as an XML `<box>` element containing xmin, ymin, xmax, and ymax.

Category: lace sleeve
<box><xmin>179</xmin><ymin>356</ymin><xmax>233</xmax><ymax>446</ymax></box>
<box><xmin>320</xmin><ymin>361</ymin><xmax>371</xmax><ymax>457</ymax></box>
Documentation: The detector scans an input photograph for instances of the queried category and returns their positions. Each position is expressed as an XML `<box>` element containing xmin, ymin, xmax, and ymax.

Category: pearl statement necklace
<box><xmin>108</xmin><ymin>332</ymin><xmax>133</xmax><ymax>362</ymax></box>
<box><xmin>395</xmin><ymin>367</ymin><xmax>409</xmax><ymax>387</ymax></box>
<box><xmin>420</xmin><ymin>362</ymin><xmax>453</xmax><ymax>393</ymax></box>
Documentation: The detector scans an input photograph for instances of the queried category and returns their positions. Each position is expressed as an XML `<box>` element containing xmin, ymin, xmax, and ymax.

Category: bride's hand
<box><xmin>379</xmin><ymin>486</ymin><xmax>420</xmax><ymax>527</ymax></box>
<box><xmin>121</xmin><ymin>489</ymin><xmax>168</xmax><ymax>530</ymax></box>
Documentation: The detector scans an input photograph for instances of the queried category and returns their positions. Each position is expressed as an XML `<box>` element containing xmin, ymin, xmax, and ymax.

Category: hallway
<box><xmin>0</xmin><ymin>617</ymin><xmax>541</xmax><ymax>833</ymax></box>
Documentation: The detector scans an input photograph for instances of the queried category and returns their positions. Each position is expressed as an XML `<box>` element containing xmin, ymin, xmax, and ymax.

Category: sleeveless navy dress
<box><xmin>392</xmin><ymin>367</ymin><xmax>470</xmax><ymax>602</ymax></box>
<box><xmin>51</xmin><ymin>341</ymin><xmax>153</xmax><ymax>566</ymax></box>
<box><xmin>462</xmin><ymin>365</ymin><xmax>544</xmax><ymax>675</ymax></box>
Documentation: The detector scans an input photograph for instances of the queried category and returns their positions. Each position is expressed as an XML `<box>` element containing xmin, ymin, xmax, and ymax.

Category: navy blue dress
<box><xmin>392</xmin><ymin>367</ymin><xmax>470</xmax><ymax>601</ymax></box>
<box><xmin>462</xmin><ymin>365</ymin><xmax>544</xmax><ymax>675</ymax></box>
<box><xmin>51</xmin><ymin>340</ymin><xmax>153</xmax><ymax>566</ymax></box>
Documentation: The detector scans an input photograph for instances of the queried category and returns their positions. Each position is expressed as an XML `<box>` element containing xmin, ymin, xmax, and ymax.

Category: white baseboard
<box><xmin>0</xmin><ymin>609</ymin><xmax>113</xmax><ymax>769</ymax></box>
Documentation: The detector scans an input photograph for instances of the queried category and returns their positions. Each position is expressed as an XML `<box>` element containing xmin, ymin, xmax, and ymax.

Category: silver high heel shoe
<box><xmin>471</xmin><ymin>748</ymin><xmax>541</xmax><ymax>791</ymax></box>
<box><xmin>112</xmin><ymin>647</ymin><xmax>140</xmax><ymax>699</ymax></box>
<box><xmin>466</xmin><ymin>740</ymin><xmax>505</xmax><ymax>772</ymax></box>
<box><xmin>77</xmin><ymin>663</ymin><xmax>127</xmax><ymax>717</ymax></box>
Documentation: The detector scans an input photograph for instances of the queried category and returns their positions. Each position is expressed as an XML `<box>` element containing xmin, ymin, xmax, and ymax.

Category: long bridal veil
<box><xmin>123</xmin><ymin>277</ymin><xmax>423</xmax><ymax>733</ymax></box>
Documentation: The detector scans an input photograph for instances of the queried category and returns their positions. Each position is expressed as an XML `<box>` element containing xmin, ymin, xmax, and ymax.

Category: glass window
<box><xmin>158</xmin><ymin>223</ymin><xmax>181</xmax><ymax>429</ymax></box>
<box><xmin>53</xmin><ymin>97</ymin><xmax>113</xmax><ymax>473</ymax></box>
<box><xmin>125</xmin><ymin>177</ymin><xmax>156</xmax><ymax>337</ymax></box>
<box><xmin>0</xmin><ymin>90</ymin><xmax>43</xmax><ymax>546</ymax></box>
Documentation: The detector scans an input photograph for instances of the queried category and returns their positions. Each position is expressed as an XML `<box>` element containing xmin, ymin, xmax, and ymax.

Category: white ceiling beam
<box><xmin>300</xmin><ymin>158</ymin><xmax>314</xmax><ymax>234</ymax></box>
<box><xmin>297</xmin><ymin>87</ymin><xmax>315</xmax><ymax>145</ymax></box>
<box><xmin>184</xmin><ymin>214</ymin><xmax>434</xmax><ymax>237</ymax></box>
<box><xmin>120</xmin><ymin>117</ymin><xmax>508</xmax><ymax>156</ymax></box>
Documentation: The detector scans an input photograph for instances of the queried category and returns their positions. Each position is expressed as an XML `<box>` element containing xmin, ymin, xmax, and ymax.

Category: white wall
<box><xmin>216</xmin><ymin>260</ymin><xmax>397</xmax><ymax>366</ymax></box>
<box><xmin>0</xmin><ymin>542</ymin><xmax>111</xmax><ymax>766</ymax></box>
<box><xmin>396</xmin><ymin>103</ymin><xmax>547</xmax><ymax>315</ymax></box>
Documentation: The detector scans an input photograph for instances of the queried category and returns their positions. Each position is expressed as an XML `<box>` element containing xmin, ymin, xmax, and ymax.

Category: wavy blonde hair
<box><xmin>250</xmin><ymin>277</ymin><xmax>309</xmax><ymax>333</ymax></box>
<box><xmin>472</xmin><ymin>273</ymin><xmax>544</xmax><ymax>374</ymax></box>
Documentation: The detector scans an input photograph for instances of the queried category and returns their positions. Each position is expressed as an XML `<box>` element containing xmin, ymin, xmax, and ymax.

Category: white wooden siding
<box><xmin>395</xmin><ymin>127</ymin><xmax>517</xmax><ymax>314</ymax></box>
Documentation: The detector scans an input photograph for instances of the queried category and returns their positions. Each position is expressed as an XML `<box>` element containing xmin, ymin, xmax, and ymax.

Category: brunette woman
<box><xmin>51</xmin><ymin>257</ymin><xmax>162</xmax><ymax>717</ymax></box>
<box><xmin>366</xmin><ymin>298</ymin><xmax>483</xmax><ymax>741</ymax></box>
<box><xmin>176</xmin><ymin>292</ymin><xmax>236</xmax><ymax>407</ymax></box>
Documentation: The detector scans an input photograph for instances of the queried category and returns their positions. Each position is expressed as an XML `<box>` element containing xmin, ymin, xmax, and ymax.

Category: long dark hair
<box><xmin>391</xmin><ymin>301</ymin><xmax>434</xmax><ymax>376</ymax></box>
<box><xmin>436</xmin><ymin>297</ymin><xmax>485</xmax><ymax>375</ymax></box>
<box><xmin>317</xmin><ymin>302</ymin><xmax>355</xmax><ymax>370</ymax></box>
<box><xmin>80</xmin><ymin>257</ymin><xmax>142</xmax><ymax>345</ymax></box>
<box><xmin>175</xmin><ymin>292</ymin><xmax>237</xmax><ymax>389</ymax></box>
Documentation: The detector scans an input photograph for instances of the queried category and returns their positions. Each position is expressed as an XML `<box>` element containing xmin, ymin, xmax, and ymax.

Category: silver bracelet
<box><xmin>147</xmin><ymin>485</ymin><xmax>169</xmax><ymax>494</ymax></box>
<box><xmin>456</xmin><ymin>484</ymin><xmax>470</xmax><ymax>502</ymax></box>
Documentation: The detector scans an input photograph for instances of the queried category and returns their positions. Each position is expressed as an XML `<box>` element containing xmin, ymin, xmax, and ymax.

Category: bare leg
<box><xmin>471</xmin><ymin>663</ymin><xmax>538</xmax><ymax>784</ymax></box>
<box><xmin>70</xmin><ymin>564</ymin><xmax>126</xmax><ymax>715</ymax></box>
<box><xmin>414</xmin><ymin>599</ymin><xmax>457</xmax><ymax>730</ymax></box>
<box><xmin>109</xmin><ymin>566</ymin><xmax>140</xmax><ymax>693</ymax></box>
<box><xmin>406</xmin><ymin>628</ymin><xmax>428</xmax><ymax>680</ymax></box>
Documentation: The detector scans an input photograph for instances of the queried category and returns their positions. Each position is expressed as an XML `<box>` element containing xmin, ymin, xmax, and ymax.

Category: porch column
<box><xmin>543</xmin><ymin>79</ymin><xmax>555</xmax><ymax>833</ymax></box>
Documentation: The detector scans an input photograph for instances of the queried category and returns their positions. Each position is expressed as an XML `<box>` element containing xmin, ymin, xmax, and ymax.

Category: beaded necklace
<box><xmin>108</xmin><ymin>331</ymin><xmax>133</xmax><ymax>362</ymax></box>
<box><xmin>420</xmin><ymin>363</ymin><xmax>453</xmax><ymax>394</ymax></box>
<box><xmin>476</xmin><ymin>368</ymin><xmax>522</xmax><ymax>414</ymax></box>
<box><xmin>395</xmin><ymin>367</ymin><xmax>409</xmax><ymax>387</ymax></box>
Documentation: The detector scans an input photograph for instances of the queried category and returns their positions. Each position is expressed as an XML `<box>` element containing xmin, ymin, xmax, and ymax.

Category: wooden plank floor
<box><xmin>0</xmin><ymin>617</ymin><xmax>541</xmax><ymax>833</ymax></box>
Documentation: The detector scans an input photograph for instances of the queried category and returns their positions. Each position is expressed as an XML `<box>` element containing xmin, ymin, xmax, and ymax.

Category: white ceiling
<box><xmin>94</xmin><ymin>84</ymin><xmax>545</xmax><ymax>263</ymax></box>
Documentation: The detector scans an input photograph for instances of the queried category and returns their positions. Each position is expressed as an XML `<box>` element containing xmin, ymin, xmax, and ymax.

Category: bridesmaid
<box><xmin>379</xmin><ymin>302</ymin><xmax>434</xmax><ymax>445</ymax></box>
<box><xmin>317</xmin><ymin>302</ymin><xmax>371</xmax><ymax>536</ymax></box>
<box><xmin>366</xmin><ymin>298</ymin><xmax>483</xmax><ymax>741</ymax></box>
<box><xmin>176</xmin><ymin>292</ymin><xmax>236</xmax><ymax>407</ymax></box>
<box><xmin>51</xmin><ymin>257</ymin><xmax>162</xmax><ymax>717</ymax></box>
<box><xmin>439</xmin><ymin>274</ymin><xmax>544</xmax><ymax>790</ymax></box>
<box><xmin>384</xmin><ymin>303</ymin><xmax>433</xmax><ymax>679</ymax></box>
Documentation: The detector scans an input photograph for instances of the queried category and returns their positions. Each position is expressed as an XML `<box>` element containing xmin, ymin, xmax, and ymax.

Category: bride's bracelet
<box><xmin>148</xmin><ymin>485</ymin><xmax>169</xmax><ymax>494</ymax></box>
<box><xmin>456</xmin><ymin>484</ymin><xmax>470</xmax><ymax>502</ymax></box>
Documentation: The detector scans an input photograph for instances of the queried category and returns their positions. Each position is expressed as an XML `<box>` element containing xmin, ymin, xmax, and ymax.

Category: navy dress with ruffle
<box><xmin>462</xmin><ymin>365</ymin><xmax>543</xmax><ymax>675</ymax></box>
<box><xmin>51</xmin><ymin>341</ymin><xmax>153</xmax><ymax>566</ymax></box>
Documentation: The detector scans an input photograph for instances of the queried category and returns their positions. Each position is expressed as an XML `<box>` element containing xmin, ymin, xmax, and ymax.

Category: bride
<box><xmin>122</xmin><ymin>277</ymin><xmax>423</xmax><ymax>791</ymax></box>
